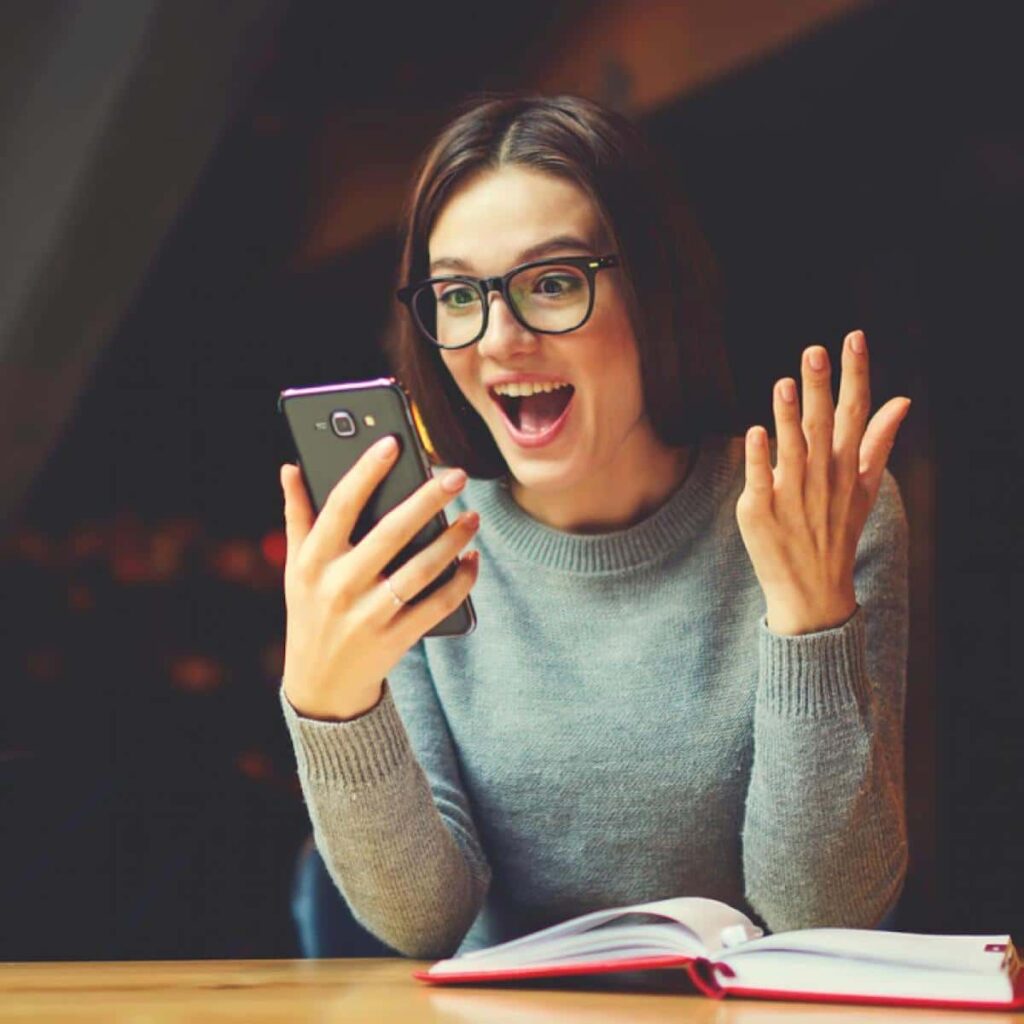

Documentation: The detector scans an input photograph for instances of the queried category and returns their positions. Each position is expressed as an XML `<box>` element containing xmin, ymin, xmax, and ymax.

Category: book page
<box><xmin>435</xmin><ymin>922</ymin><xmax>708</xmax><ymax>973</ymax></box>
<box><xmin>430</xmin><ymin>897</ymin><xmax>761</xmax><ymax>974</ymax></box>
<box><xmin>716</xmin><ymin>949</ymin><xmax>1016</xmax><ymax>1004</ymax></box>
<box><xmin>717</xmin><ymin>932</ymin><xmax>1017</xmax><ymax>1004</ymax></box>
<box><xmin>723</xmin><ymin>929</ymin><xmax>1013</xmax><ymax>973</ymax></box>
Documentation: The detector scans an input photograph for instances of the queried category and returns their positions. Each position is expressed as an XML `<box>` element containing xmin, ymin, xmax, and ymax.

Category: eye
<box><xmin>437</xmin><ymin>285</ymin><xmax>480</xmax><ymax>311</ymax></box>
<box><xmin>534</xmin><ymin>273</ymin><xmax>583</xmax><ymax>298</ymax></box>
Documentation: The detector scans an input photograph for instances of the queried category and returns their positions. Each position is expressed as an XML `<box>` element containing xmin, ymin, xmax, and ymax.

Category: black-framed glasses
<box><xmin>396</xmin><ymin>254</ymin><xmax>619</xmax><ymax>350</ymax></box>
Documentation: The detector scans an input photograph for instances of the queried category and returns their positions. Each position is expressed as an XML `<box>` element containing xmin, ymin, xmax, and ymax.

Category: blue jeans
<box><xmin>290</xmin><ymin>837</ymin><xmax>393</xmax><ymax>957</ymax></box>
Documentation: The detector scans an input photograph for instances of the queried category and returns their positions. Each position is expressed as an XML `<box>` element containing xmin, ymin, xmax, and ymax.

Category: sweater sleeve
<box><xmin>279</xmin><ymin>641</ymin><xmax>491</xmax><ymax>957</ymax></box>
<box><xmin>742</xmin><ymin>467</ymin><xmax>910</xmax><ymax>932</ymax></box>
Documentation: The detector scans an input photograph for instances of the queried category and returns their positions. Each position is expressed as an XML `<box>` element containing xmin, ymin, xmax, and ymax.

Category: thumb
<box><xmin>858</xmin><ymin>397</ymin><xmax>911</xmax><ymax>501</ymax></box>
<box><xmin>280</xmin><ymin>463</ymin><xmax>314</xmax><ymax>560</ymax></box>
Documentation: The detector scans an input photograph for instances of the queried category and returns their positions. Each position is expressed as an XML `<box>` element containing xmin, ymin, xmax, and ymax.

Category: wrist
<box><xmin>765</xmin><ymin>591</ymin><xmax>858</xmax><ymax>637</ymax></box>
<box><xmin>283</xmin><ymin>678</ymin><xmax>386</xmax><ymax>722</ymax></box>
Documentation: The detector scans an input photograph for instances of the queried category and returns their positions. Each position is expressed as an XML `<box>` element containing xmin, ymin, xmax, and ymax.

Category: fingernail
<box><xmin>440</xmin><ymin>468</ymin><xmax>467</xmax><ymax>492</ymax></box>
<box><xmin>375</xmin><ymin>436</ymin><xmax>398</xmax><ymax>459</ymax></box>
<box><xmin>463</xmin><ymin>550</ymin><xmax>479</xmax><ymax>567</ymax></box>
<box><xmin>849</xmin><ymin>330</ymin><xmax>866</xmax><ymax>355</ymax></box>
<box><xmin>779</xmin><ymin>380</ymin><xmax>797</xmax><ymax>403</ymax></box>
<box><xmin>461</xmin><ymin>510</ymin><xmax>480</xmax><ymax>529</ymax></box>
<box><xmin>808</xmin><ymin>349</ymin><xmax>827</xmax><ymax>371</ymax></box>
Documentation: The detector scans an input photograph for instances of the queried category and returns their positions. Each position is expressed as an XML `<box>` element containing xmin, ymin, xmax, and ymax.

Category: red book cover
<box><xmin>412</xmin><ymin>897</ymin><xmax>1024</xmax><ymax>1010</ymax></box>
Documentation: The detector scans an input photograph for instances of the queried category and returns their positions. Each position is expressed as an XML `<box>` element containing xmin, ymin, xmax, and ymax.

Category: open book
<box><xmin>413</xmin><ymin>897</ymin><xmax>1024</xmax><ymax>1010</ymax></box>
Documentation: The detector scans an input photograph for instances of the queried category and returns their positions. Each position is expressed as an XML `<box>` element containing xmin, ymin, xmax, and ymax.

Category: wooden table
<box><xmin>1</xmin><ymin>958</ymin><xmax>1021</xmax><ymax>1022</ymax></box>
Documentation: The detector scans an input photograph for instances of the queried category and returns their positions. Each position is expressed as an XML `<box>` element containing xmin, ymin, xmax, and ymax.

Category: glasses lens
<box><xmin>412</xmin><ymin>281</ymin><xmax>483</xmax><ymax>348</ymax></box>
<box><xmin>508</xmin><ymin>263</ymin><xmax>592</xmax><ymax>333</ymax></box>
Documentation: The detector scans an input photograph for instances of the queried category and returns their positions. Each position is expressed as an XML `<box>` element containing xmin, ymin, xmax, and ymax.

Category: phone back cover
<box><xmin>279</xmin><ymin>381</ymin><xmax>473</xmax><ymax>636</ymax></box>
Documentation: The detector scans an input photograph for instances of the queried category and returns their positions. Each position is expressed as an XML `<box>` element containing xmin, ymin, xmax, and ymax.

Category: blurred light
<box><xmin>67</xmin><ymin>582</ymin><xmax>96</xmax><ymax>613</ymax></box>
<box><xmin>261</xmin><ymin>529</ymin><xmax>286</xmax><ymax>570</ymax></box>
<box><xmin>150</xmin><ymin>529</ymin><xmax>186</xmax><ymax>581</ymax></box>
<box><xmin>163</xmin><ymin>518</ymin><xmax>202</xmax><ymax>544</ymax></box>
<box><xmin>236</xmin><ymin>750</ymin><xmax>274</xmax><ymax>782</ymax></box>
<box><xmin>168</xmin><ymin>654</ymin><xmax>225</xmax><ymax>694</ymax></box>
<box><xmin>111</xmin><ymin>516</ymin><xmax>151</xmax><ymax>584</ymax></box>
<box><xmin>67</xmin><ymin>524</ymin><xmax>106</xmax><ymax>562</ymax></box>
<box><xmin>209</xmin><ymin>539</ymin><xmax>259</xmax><ymax>584</ymax></box>
<box><xmin>14</xmin><ymin>529</ymin><xmax>55</xmax><ymax>566</ymax></box>
<box><xmin>24</xmin><ymin>650</ymin><xmax>63</xmax><ymax>682</ymax></box>
<box><xmin>112</xmin><ymin>551</ymin><xmax>150</xmax><ymax>584</ymax></box>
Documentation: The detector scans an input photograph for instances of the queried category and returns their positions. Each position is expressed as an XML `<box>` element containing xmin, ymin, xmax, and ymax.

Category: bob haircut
<box><xmin>385</xmin><ymin>92</ymin><xmax>739</xmax><ymax>478</ymax></box>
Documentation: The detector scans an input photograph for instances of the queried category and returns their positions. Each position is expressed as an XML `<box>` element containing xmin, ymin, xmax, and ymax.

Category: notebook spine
<box><xmin>686</xmin><ymin>958</ymin><xmax>734</xmax><ymax>999</ymax></box>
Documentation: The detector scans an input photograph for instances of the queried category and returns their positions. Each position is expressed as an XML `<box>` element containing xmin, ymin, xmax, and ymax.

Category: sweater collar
<box><xmin>464</xmin><ymin>433</ymin><xmax>741</xmax><ymax>573</ymax></box>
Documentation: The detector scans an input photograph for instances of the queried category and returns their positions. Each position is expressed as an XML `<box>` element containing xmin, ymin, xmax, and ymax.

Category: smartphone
<box><xmin>278</xmin><ymin>378</ymin><xmax>476</xmax><ymax>637</ymax></box>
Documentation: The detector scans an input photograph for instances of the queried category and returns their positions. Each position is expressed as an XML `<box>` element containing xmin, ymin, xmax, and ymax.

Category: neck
<box><xmin>508</xmin><ymin>436</ymin><xmax>696</xmax><ymax>534</ymax></box>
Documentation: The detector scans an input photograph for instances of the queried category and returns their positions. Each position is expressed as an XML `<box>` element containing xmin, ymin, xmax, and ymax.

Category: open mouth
<box><xmin>491</xmin><ymin>385</ymin><xmax>575</xmax><ymax>436</ymax></box>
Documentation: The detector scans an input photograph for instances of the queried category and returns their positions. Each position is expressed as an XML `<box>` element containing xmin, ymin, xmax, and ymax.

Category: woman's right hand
<box><xmin>279</xmin><ymin>435</ymin><xmax>480</xmax><ymax>721</ymax></box>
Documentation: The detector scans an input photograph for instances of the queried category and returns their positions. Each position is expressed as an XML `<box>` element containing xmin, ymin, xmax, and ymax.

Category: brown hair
<box><xmin>385</xmin><ymin>93</ymin><xmax>739</xmax><ymax>477</ymax></box>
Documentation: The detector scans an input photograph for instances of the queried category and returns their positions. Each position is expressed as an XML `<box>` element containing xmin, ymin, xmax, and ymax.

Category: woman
<box><xmin>278</xmin><ymin>94</ymin><xmax>911</xmax><ymax>959</ymax></box>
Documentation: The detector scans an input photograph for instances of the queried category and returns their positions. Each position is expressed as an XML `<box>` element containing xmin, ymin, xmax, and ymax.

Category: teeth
<box><xmin>492</xmin><ymin>381</ymin><xmax>571</xmax><ymax>398</ymax></box>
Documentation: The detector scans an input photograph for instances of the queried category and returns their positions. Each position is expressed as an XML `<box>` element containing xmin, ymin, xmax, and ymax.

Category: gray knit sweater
<box><xmin>280</xmin><ymin>432</ymin><xmax>909</xmax><ymax>958</ymax></box>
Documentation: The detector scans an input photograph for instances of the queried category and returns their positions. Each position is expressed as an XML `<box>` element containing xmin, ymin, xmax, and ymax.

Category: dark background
<box><xmin>1</xmin><ymin>0</ymin><xmax>1021</xmax><ymax>958</ymax></box>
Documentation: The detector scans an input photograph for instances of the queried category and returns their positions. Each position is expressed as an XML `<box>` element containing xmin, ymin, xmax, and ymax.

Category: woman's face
<box><xmin>430</xmin><ymin>165</ymin><xmax>657</xmax><ymax>497</ymax></box>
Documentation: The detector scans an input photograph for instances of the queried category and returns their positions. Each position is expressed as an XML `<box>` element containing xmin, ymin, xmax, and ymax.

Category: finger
<box><xmin>859</xmin><ymin>397</ymin><xmax>911</xmax><ymax>502</ymax></box>
<box><xmin>801</xmin><ymin>344</ymin><xmax>835</xmax><ymax>526</ymax></box>
<box><xmin>740</xmin><ymin>426</ymin><xmax>774</xmax><ymax>514</ymax></box>
<box><xmin>833</xmin><ymin>330</ymin><xmax>871</xmax><ymax>499</ymax></box>
<box><xmin>300</xmin><ymin>435</ymin><xmax>400</xmax><ymax>569</ymax></box>
<box><xmin>281</xmin><ymin>463</ymin><xmax>314</xmax><ymax>565</ymax></box>
<box><xmin>389</xmin><ymin>550</ymin><xmax>480</xmax><ymax>647</ymax></box>
<box><xmin>368</xmin><ymin>510</ymin><xmax>480</xmax><ymax>623</ymax></box>
<box><xmin>772</xmin><ymin>377</ymin><xmax>806</xmax><ymax>502</ymax></box>
<box><xmin>342</xmin><ymin>466</ymin><xmax>469</xmax><ymax>586</ymax></box>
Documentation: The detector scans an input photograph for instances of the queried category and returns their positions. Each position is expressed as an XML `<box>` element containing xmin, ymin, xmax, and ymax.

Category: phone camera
<box><xmin>330</xmin><ymin>411</ymin><xmax>357</xmax><ymax>438</ymax></box>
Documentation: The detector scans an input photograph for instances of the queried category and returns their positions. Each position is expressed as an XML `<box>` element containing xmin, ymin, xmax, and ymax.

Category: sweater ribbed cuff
<box><xmin>279</xmin><ymin>681</ymin><xmax>413</xmax><ymax>788</ymax></box>
<box><xmin>757</xmin><ymin>605</ymin><xmax>870</xmax><ymax>717</ymax></box>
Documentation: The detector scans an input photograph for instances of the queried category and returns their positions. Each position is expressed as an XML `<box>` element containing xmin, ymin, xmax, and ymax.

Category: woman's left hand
<box><xmin>735</xmin><ymin>329</ymin><xmax>912</xmax><ymax>636</ymax></box>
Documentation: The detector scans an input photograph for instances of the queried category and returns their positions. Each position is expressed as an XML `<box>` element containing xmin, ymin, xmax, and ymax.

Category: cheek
<box><xmin>588</xmin><ymin>281</ymin><xmax>642</xmax><ymax>371</ymax></box>
<box><xmin>585</xmin><ymin>319</ymin><xmax>645</xmax><ymax>413</ymax></box>
<box><xmin>596</xmin><ymin>349</ymin><xmax>645</xmax><ymax>426</ymax></box>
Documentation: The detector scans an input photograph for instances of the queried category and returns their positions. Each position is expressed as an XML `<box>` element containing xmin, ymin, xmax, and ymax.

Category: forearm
<box><xmin>280</xmin><ymin>683</ymin><xmax>489</xmax><ymax>958</ymax></box>
<box><xmin>742</xmin><ymin>610</ymin><xmax>907</xmax><ymax>932</ymax></box>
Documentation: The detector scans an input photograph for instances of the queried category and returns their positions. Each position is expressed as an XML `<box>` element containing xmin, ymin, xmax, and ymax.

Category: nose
<box><xmin>475</xmin><ymin>291</ymin><xmax>538</xmax><ymax>359</ymax></box>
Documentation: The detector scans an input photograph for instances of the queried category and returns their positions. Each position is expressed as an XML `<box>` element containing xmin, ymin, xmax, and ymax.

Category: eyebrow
<box><xmin>429</xmin><ymin>235</ymin><xmax>596</xmax><ymax>275</ymax></box>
